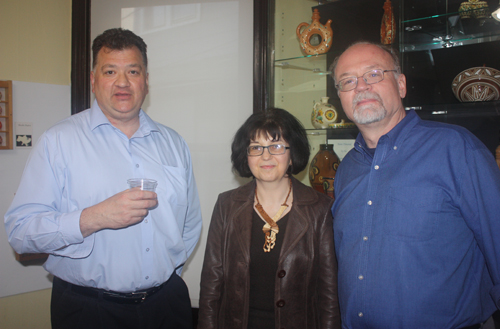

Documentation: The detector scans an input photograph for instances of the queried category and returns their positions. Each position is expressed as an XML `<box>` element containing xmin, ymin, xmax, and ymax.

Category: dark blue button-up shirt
<box><xmin>332</xmin><ymin>110</ymin><xmax>500</xmax><ymax>329</ymax></box>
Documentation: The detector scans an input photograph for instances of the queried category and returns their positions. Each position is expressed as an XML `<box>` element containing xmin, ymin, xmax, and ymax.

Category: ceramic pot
<box><xmin>311</xmin><ymin>97</ymin><xmax>338</xmax><ymax>129</ymax></box>
<box><xmin>381</xmin><ymin>0</ymin><xmax>395</xmax><ymax>45</ymax></box>
<box><xmin>296</xmin><ymin>9</ymin><xmax>333</xmax><ymax>55</ymax></box>
<box><xmin>459</xmin><ymin>1</ymin><xmax>473</xmax><ymax>18</ymax></box>
<box><xmin>451</xmin><ymin>66</ymin><xmax>500</xmax><ymax>102</ymax></box>
<box><xmin>309</xmin><ymin>144</ymin><xmax>340</xmax><ymax>199</ymax></box>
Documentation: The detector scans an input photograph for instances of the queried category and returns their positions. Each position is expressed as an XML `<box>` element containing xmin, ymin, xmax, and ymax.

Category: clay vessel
<box><xmin>296</xmin><ymin>9</ymin><xmax>333</xmax><ymax>55</ymax></box>
<box><xmin>309</xmin><ymin>144</ymin><xmax>340</xmax><ymax>199</ymax></box>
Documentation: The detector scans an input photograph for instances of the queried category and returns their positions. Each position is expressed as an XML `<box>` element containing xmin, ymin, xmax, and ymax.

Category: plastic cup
<box><xmin>127</xmin><ymin>178</ymin><xmax>158</xmax><ymax>192</ymax></box>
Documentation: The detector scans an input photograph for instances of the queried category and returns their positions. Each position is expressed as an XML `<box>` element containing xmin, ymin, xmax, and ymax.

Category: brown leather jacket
<box><xmin>198</xmin><ymin>177</ymin><xmax>340</xmax><ymax>329</ymax></box>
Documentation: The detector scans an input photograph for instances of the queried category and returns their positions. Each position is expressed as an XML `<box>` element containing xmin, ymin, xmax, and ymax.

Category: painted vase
<box><xmin>296</xmin><ymin>9</ymin><xmax>333</xmax><ymax>55</ymax></box>
<box><xmin>311</xmin><ymin>97</ymin><xmax>338</xmax><ymax>129</ymax></box>
<box><xmin>309</xmin><ymin>144</ymin><xmax>340</xmax><ymax>199</ymax></box>
<box><xmin>381</xmin><ymin>0</ymin><xmax>395</xmax><ymax>45</ymax></box>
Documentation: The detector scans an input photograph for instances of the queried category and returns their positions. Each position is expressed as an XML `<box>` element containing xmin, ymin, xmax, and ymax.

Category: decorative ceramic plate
<box><xmin>451</xmin><ymin>66</ymin><xmax>500</xmax><ymax>102</ymax></box>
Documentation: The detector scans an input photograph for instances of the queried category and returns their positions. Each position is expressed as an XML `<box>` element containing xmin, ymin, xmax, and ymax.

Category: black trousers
<box><xmin>51</xmin><ymin>273</ymin><xmax>192</xmax><ymax>329</ymax></box>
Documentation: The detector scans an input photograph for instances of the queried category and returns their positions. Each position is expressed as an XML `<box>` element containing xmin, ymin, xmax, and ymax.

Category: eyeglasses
<box><xmin>336</xmin><ymin>69</ymin><xmax>398</xmax><ymax>92</ymax></box>
<box><xmin>247</xmin><ymin>144</ymin><xmax>290</xmax><ymax>156</ymax></box>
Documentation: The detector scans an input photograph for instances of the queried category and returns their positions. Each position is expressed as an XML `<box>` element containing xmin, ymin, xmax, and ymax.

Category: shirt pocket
<box><xmin>157</xmin><ymin>165</ymin><xmax>188</xmax><ymax>208</ymax></box>
<box><xmin>384</xmin><ymin>187</ymin><xmax>443</xmax><ymax>241</ymax></box>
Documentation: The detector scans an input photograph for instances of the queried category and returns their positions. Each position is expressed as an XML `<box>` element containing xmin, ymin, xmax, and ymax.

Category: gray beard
<box><xmin>352</xmin><ymin>92</ymin><xmax>387</xmax><ymax>124</ymax></box>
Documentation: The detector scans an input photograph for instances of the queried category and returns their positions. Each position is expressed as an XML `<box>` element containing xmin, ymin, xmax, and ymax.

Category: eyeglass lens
<box><xmin>337</xmin><ymin>69</ymin><xmax>396</xmax><ymax>91</ymax></box>
<box><xmin>248</xmin><ymin>144</ymin><xmax>287</xmax><ymax>155</ymax></box>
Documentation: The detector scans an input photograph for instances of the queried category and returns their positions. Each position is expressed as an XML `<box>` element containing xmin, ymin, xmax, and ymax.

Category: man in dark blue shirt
<box><xmin>330</xmin><ymin>41</ymin><xmax>500</xmax><ymax>329</ymax></box>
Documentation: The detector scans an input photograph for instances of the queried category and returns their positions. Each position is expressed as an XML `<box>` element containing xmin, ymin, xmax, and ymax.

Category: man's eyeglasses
<box><xmin>247</xmin><ymin>144</ymin><xmax>290</xmax><ymax>156</ymax></box>
<box><xmin>335</xmin><ymin>69</ymin><xmax>398</xmax><ymax>92</ymax></box>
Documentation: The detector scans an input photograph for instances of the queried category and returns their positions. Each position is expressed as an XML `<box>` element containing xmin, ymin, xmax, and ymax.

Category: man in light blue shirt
<box><xmin>4</xmin><ymin>28</ymin><xmax>202</xmax><ymax>329</ymax></box>
<box><xmin>331</xmin><ymin>42</ymin><xmax>500</xmax><ymax>328</ymax></box>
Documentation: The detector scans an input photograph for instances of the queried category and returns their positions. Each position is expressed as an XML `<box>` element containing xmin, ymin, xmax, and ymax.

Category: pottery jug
<box><xmin>311</xmin><ymin>97</ymin><xmax>338</xmax><ymax>129</ymax></box>
<box><xmin>381</xmin><ymin>0</ymin><xmax>395</xmax><ymax>45</ymax></box>
<box><xmin>309</xmin><ymin>144</ymin><xmax>340</xmax><ymax>199</ymax></box>
<box><xmin>296</xmin><ymin>9</ymin><xmax>333</xmax><ymax>55</ymax></box>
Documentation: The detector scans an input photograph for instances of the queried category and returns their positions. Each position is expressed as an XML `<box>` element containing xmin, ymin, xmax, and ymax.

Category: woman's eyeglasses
<box><xmin>247</xmin><ymin>144</ymin><xmax>290</xmax><ymax>156</ymax></box>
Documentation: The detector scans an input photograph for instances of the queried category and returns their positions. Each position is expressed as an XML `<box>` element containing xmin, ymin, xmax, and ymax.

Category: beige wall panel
<box><xmin>0</xmin><ymin>289</ymin><xmax>51</xmax><ymax>329</ymax></box>
<box><xmin>0</xmin><ymin>0</ymin><xmax>71</xmax><ymax>85</ymax></box>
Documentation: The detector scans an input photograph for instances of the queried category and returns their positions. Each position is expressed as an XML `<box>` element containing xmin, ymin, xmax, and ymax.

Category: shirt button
<box><xmin>144</xmin><ymin>219</ymin><xmax>148</xmax><ymax>223</ymax></box>
<box><xmin>278</xmin><ymin>270</ymin><xmax>286</xmax><ymax>278</ymax></box>
<box><xmin>145</xmin><ymin>276</ymin><xmax>149</xmax><ymax>280</ymax></box>
<box><xmin>367</xmin><ymin>200</ymin><xmax>372</xmax><ymax>205</ymax></box>
<box><xmin>358</xmin><ymin>312</ymin><xmax>363</xmax><ymax>317</ymax></box>
<box><xmin>363</xmin><ymin>236</ymin><xmax>368</xmax><ymax>241</ymax></box>
<box><xmin>276</xmin><ymin>299</ymin><xmax>286</xmax><ymax>307</ymax></box>
<box><xmin>136</xmin><ymin>164</ymin><xmax>140</xmax><ymax>168</ymax></box>
<box><xmin>146</xmin><ymin>248</ymin><xmax>150</xmax><ymax>252</ymax></box>
<box><xmin>358</xmin><ymin>275</ymin><xmax>364</xmax><ymax>280</ymax></box>
<box><xmin>374</xmin><ymin>165</ymin><xmax>379</xmax><ymax>170</ymax></box>
<box><xmin>393</xmin><ymin>146</ymin><xmax>398</xmax><ymax>150</ymax></box>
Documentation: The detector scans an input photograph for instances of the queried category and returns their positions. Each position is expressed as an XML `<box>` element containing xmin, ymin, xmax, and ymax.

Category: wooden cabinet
<box><xmin>254</xmin><ymin>0</ymin><xmax>500</xmax><ymax>155</ymax></box>
<box><xmin>0</xmin><ymin>80</ymin><xmax>13</xmax><ymax>150</ymax></box>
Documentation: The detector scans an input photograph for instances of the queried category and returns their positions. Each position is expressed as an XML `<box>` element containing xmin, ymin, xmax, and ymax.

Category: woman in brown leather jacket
<box><xmin>198</xmin><ymin>108</ymin><xmax>340</xmax><ymax>329</ymax></box>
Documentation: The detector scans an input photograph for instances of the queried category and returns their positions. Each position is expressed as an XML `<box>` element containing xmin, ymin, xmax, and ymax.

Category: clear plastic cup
<box><xmin>127</xmin><ymin>178</ymin><xmax>158</xmax><ymax>192</ymax></box>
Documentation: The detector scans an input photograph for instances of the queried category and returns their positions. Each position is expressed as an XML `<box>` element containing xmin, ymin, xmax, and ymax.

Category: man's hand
<box><xmin>80</xmin><ymin>188</ymin><xmax>158</xmax><ymax>237</ymax></box>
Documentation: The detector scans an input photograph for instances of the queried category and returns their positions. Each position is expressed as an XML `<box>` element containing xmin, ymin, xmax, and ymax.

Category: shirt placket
<box><xmin>129</xmin><ymin>137</ymin><xmax>155</xmax><ymax>286</ymax></box>
<box><xmin>356</xmin><ymin>136</ymin><xmax>389</xmax><ymax>324</ymax></box>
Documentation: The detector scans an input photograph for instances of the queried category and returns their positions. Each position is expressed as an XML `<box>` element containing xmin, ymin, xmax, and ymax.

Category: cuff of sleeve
<box><xmin>51</xmin><ymin>210</ymin><xmax>95</xmax><ymax>259</ymax></box>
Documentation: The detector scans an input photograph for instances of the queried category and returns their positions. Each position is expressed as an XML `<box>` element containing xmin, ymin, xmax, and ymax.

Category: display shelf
<box><xmin>0</xmin><ymin>80</ymin><xmax>13</xmax><ymax>150</ymax></box>
<box><xmin>412</xmin><ymin>102</ymin><xmax>500</xmax><ymax>155</ymax></box>
<box><xmin>403</xmin><ymin>8</ymin><xmax>497</xmax><ymax>23</ymax></box>
<box><xmin>306</xmin><ymin>127</ymin><xmax>359</xmax><ymax>140</ymax></box>
<box><xmin>265</xmin><ymin>0</ymin><xmax>499</xmax><ymax>185</ymax></box>
<box><xmin>400</xmin><ymin>0</ymin><xmax>500</xmax><ymax>51</ymax></box>
<box><xmin>401</xmin><ymin>16</ymin><xmax>500</xmax><ymax>51</ymax></box>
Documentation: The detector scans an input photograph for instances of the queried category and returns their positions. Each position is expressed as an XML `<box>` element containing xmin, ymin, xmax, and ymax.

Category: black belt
<box><xmin>55</xmin><ymin>277</ymin><xmax>169</xmax><ymax>304</ymax></box>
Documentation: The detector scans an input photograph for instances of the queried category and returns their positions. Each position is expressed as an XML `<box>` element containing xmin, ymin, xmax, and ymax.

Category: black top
<box><xmin>248</xmin><ymin>209</ymin><xmax>290</xmax><ymax>329</ymax></box>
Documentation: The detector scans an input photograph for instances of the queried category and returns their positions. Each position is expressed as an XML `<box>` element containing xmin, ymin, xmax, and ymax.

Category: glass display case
<box><xmin>400</xmin><ymin>0</ymin><xmax>500</xmax><ymax>108</ymax></box>
<box><xmin>255</xmin><ymin>0</ymin><xmax>500</xmax><ymax>162</ymax></box>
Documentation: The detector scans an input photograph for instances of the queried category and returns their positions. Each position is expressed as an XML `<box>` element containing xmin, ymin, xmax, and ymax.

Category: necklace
<box><xmin>254</xmin><ymin>178</ymin><xmax>292</xmax><ymax>252</ymax></box>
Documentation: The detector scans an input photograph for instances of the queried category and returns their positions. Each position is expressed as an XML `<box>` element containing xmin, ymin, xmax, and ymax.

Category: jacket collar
<box><xmin>230</xmin><ymin>176</ymin><xmax>318</xmax><ymax>261</ymax></box>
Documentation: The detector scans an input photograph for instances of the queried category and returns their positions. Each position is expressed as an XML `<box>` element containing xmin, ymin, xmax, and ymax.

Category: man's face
<box><xmin>334</xmin><ymin>44</ymin><xmax>406</xmax><ymax>126</ymax></box>
<box><xmin>91</xmin><ymin>46</ymin><xmax>149</xmax><ymax>124</ymax></box>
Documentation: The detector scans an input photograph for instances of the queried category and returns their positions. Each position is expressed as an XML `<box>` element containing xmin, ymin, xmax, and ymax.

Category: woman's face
<box><xmin>247</xmin><ymin>133</ymin><xmax>292</xmax><ymax>184</ymax></box>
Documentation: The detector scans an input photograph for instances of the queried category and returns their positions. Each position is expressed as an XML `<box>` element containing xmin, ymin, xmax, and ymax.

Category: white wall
<box><xmin>92</xmin><ymin>0</ymin><xmax>254</xmax><ymax>307</ymax></box>
<box><xmin>0</xmin><ymin>82</ymin><xmax>70</xmax><ymax>297</ymax></box>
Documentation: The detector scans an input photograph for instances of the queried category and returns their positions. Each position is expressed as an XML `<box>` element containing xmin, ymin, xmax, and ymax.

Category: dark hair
<box><xmin>92</xmin><ymin>28</ymin><xmax>148</xmax><ymax>69</ymax></box>
<box><xmin>329</xmin><ymin>41</ymin><xmax>401</xmax><ymax>84</ymax></box>
<box><xmin>231</xmin><ymin>108</ymin><xmax>310</xmax><ymax>178</ymax></box>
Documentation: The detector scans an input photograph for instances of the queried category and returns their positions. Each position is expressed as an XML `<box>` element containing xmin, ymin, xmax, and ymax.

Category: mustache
<box><xmin>353</xmin><ymin>92</ymin><xmax>383</xmax><ymax>107</ymax></box>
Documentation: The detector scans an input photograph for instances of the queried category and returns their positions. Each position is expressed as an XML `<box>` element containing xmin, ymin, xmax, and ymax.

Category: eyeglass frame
<box><xmin>335</xmin><ymin>69</ymin><xmax>398</xmax><ymax>92</ymax></box>
<box><xmin>247</xmin><ymin>144</ymin><xmax>290</xmax><ymax>156</ymax></box>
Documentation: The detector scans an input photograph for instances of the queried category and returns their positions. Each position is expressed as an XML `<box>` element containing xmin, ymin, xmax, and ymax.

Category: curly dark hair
<box><xmin>92</xmin><ymin>28</ymin><xmax>148</xmax><ymax>69</ymax></box>
<box><xmin>231</xmin><ymin>108</ymin><xmax>310</xmax><ymax>178</ymax></box>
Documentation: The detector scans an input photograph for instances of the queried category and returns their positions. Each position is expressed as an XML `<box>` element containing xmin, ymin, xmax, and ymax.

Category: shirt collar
<box><xmin>89</xmin><ymin>99</ymin><xmax>160</xmax><ymax>137</ymax></box>
<box><xmin>354</xmin><ymin>109</ymin><xmax>421</xmax><ymax>155</ymax></box>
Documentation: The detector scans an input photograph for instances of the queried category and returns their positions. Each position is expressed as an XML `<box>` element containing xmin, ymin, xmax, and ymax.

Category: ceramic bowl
<box><xmin>451</xmin><ymin>66</ymin><xmax>500</xmax><ymax>102</ymax></box>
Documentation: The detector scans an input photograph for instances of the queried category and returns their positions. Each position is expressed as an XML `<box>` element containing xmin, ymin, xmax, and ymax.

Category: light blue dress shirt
<box><xmin>332</xmin><ymin>110</ymin><xmax>500</xmax><ymax>329</ymax></box>
<box><xmin>5</xmin><ymin>101</ymin><xmax>202</xmax><ymax>293</ymax></box>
